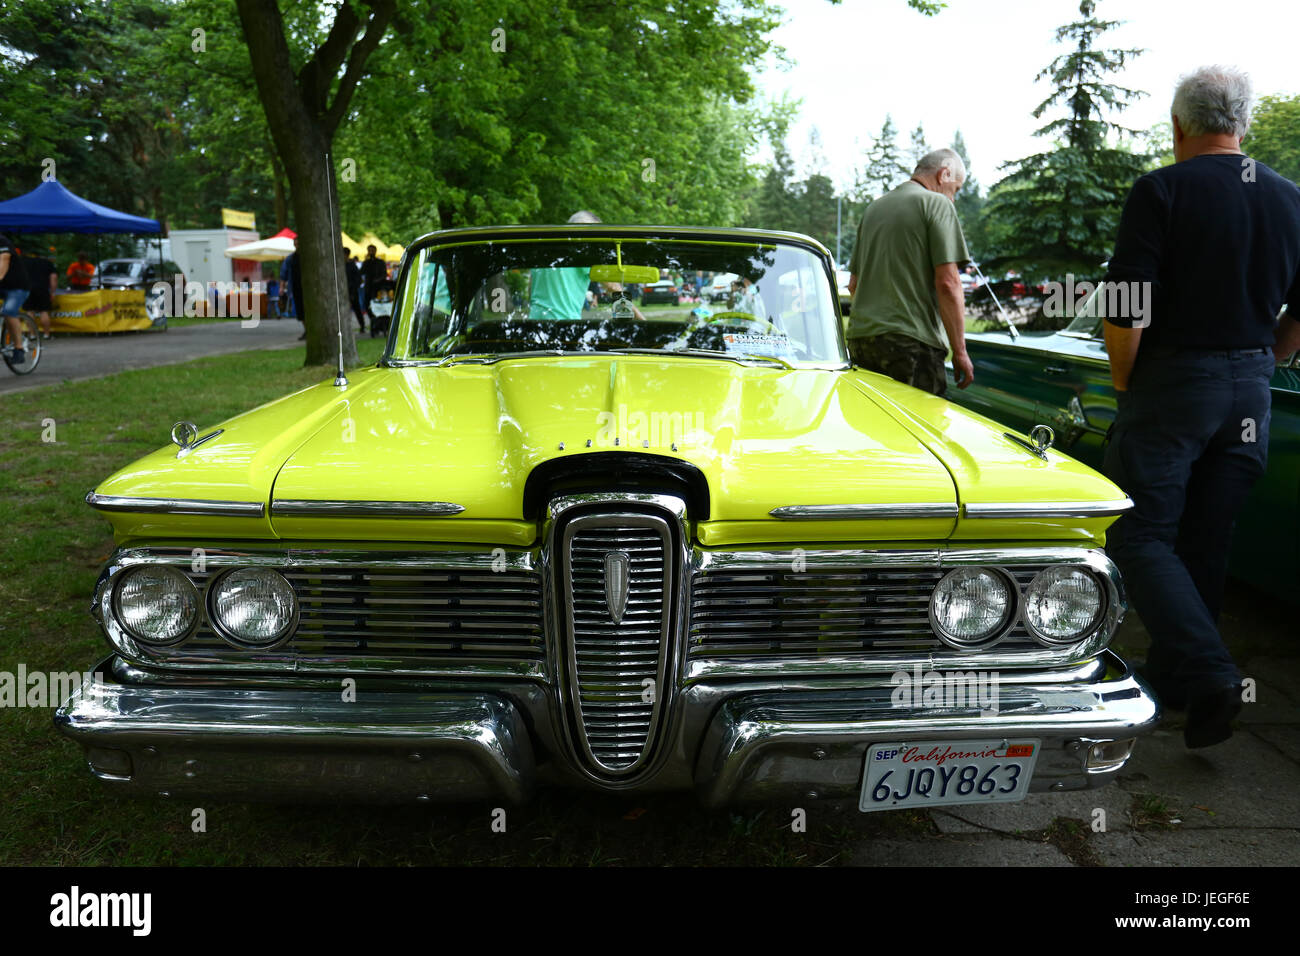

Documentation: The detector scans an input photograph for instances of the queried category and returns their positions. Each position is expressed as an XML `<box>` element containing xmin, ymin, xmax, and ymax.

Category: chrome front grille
<box><xmin>558</xmin><ymin>508</ymin><xmax>678</xmax><ymax>776</ymax></box>
<box><xmin>119</xmin><ymin>557</ymin><xmax>544</xmax><ymax>676</ymax></box>
<box><xmin>690</xmin><ymin>564</ymin><xmax>1048</xmax><ymax>661</ymax></box>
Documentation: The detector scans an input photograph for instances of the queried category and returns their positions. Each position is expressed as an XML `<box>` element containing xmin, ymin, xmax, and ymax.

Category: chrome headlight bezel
<box><xmin>928</xmin><ymin>565</ymin><xmax>1020</xmax><ymax>651</ymax></box>
<box><xmin>1023</xmin><ymin>565</ymin><xmax>1106</xmax><ymax>646</ymax></box>
<box><xmin>110</xmin><ymin>564</ymin><xmax>201</xmax><ymax>647</ymax></box>
<box><xmin>205</xmin><ymin>567</ymin><xmax>299</xmax><ymax>650</ymax></box>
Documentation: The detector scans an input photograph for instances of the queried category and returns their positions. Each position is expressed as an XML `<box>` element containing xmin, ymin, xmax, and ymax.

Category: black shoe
<box><xmin>8</xmin><ymin>348</ymin><xmax>25</xmax><ymax>365</ymax></box>
<box><xmin>297</xmin><ymin>332</ymin><xmax>307</xmax><ymax>341</ymax></box>
<box><xmin>1184</xmin><ymin>682</ymin><xmax>1244</xmax><ymax>749</ymax></box>
<box><xmin>1135</xmin><ymin>663</ymin><xmax>1187</xmax><ymax>711</ymax></box>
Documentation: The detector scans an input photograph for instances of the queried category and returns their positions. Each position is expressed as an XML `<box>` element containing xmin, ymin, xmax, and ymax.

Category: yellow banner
<box><xmin>50</xmin><ymin>289</ymin><xmax>154</xmax><ymax>333</ymax></box>
<box><xmin>221</xmin><ymin>207</ymin><xmax>257</xmax><ymax>229</ymax></box>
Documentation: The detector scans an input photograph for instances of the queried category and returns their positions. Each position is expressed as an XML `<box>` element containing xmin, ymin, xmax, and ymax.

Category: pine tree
<box><xmin>951</xmin><ymin>129</ymin><xmax>987</xmax><ymax>260</ymax></box>
<box><xmin>909</xmin><ymin>123</ymin><xmax>929</xmax><ymax>168</ymax></box>
<box><xmin>984</xmin><ymin>0</ymin><xmax>1151</xmax><ymax>280</ymax></box>
<box><xmin>861</xmin><ymin>114</ymin><xmax>908</xmax><ymax>200</ymax></box>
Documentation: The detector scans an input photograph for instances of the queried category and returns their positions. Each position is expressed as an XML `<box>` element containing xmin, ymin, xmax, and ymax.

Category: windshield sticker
<box><xmin>722</xmin><ymin>332</ymin><xmax>793</xmax><ymax>358</ymax></box>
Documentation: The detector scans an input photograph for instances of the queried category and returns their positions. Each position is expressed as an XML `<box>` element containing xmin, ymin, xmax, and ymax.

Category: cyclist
<box><xmin>0</xmin><ymin>233</ymin><xmax>31</xmax><ymax>365</ymax></box>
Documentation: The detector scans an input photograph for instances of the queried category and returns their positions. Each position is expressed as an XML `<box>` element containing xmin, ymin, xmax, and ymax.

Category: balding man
<box><xmin>847</xmin><ymin>148</ymin><xmax>973</xmax><ymax>396</ymax></box>
<box><xmin>1102</xmin><ymin>66</ymin><xmax>1300</xmax><ymax>748</ymax></box>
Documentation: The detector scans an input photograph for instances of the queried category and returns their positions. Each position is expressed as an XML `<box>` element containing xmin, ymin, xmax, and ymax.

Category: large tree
<box><xmin>983</xmin><ymin>0</ymin><xmax>1150</xmax><ymax>279</ymax></box>
<box><xmin>234</xmin><ymin>0</ymin><xmax>396</xmax><ymax>368</ymax></box>
<box><xmin>1247</xmin><ymin>94</ymin><xmax>1300</xmax><ymax>185</ymax></box>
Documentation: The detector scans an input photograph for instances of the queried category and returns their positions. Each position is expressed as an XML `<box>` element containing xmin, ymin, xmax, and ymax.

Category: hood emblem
<box><xmin>603</xmin><ymin>551</ymin><xmax>631</xmax><ymax>624</ymax></box>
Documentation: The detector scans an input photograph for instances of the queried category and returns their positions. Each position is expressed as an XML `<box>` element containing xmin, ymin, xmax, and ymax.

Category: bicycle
<box><xmin>1</xmin><ymin>309</ymin><xmax>43</xmax><ymax>374</ymax></box>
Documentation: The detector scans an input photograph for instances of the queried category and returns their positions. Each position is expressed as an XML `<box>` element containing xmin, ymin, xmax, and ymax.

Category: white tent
<box><xmin>223</xmin><ymin>235</ymin><xmax>295</xmax><ymax>261</ymax></box>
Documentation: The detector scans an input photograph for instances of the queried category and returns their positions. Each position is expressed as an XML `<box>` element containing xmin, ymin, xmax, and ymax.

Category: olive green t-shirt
<box><xmin>847</xmin><ymin>180</ymin><xmax>969</xmax><ymax>351</ymax></box>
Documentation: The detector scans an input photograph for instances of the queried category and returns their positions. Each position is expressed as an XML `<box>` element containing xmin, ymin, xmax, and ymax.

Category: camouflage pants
<box><xmin>848</xmin><ymin>332</ymin><xmax>948</xmax><ymax>397</ymax></box>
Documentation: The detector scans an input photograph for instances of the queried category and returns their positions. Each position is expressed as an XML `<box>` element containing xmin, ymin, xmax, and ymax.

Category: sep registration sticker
<box><xmin>860</xmin><ymin>739</ymin><xmax>1039</xmax><ymax>812</ymax></box>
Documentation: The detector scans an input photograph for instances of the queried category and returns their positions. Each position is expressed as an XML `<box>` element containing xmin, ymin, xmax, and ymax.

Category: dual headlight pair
<box><xmin>929</xmin><ymin>565</ymin><xmax>1104</xmax><ymax>650</ymax></box>
<box><xmin>112</xmin><ymin>565</ymin><xmax>297</xmax><ymax>649</ymax></box>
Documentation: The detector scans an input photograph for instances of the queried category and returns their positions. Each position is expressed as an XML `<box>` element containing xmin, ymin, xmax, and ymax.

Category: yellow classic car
<box><xmin>56</xmin><ymin>225</ymin><xmax>1158</xmax><ymax>810</ymax></box>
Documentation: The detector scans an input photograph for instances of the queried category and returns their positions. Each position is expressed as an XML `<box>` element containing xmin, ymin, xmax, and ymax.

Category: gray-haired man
<box><xmin>847</xmin><ymin>148</ymin><xmax>973</xmax><ymax>396</ymax></box>
<box><xmin>1102</xmin><ymin>66</ymin><xmax>1300</xmax><ymax>748</ymax></box>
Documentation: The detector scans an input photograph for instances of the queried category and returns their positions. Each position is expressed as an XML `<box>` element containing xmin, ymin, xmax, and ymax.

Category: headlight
<box><xmin>113</xmin><ymin>565</ymin><xmax>200</xmax><ymax>646</ymax></box>
<box><xmin>929</xmin><ymin>567</ymin><xmax>1015</xmax><ymax>649</ymax></box>
<box><xmin>208</xmin><ymin>568</ymin><xmax>298</xmax><ymax>648</ymax></box>
<box><xmin>1024</xmin><ymin>566</ymin><xmax>1103</xmax><ymax>644</ymax></box>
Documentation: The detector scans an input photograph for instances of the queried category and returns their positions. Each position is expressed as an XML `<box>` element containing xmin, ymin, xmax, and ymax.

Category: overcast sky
<box><xmin>754</xmin><ymin>0</ymin><xmax>1299</xmax><ymax>190</ymax></box>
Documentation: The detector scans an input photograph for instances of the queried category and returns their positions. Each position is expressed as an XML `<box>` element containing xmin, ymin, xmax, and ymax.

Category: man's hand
<box><xmin>934</xmin><ymin>262</ymin><xmax>971</xmax><ymax>388</ymax></box>
<box><xmin>1274</xmin><ymin>312</ymin><xmax>1300</xmax><ymax>366</ymax></box>
<box><xmin>951</xmin><ymin>350</ymin><xmax>974</xmax><ymax>389</ymax></box>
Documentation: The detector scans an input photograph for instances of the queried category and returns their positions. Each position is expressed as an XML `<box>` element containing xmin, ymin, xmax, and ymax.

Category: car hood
<box><xmin>93</xmin><ymin>357</ymin><xmax>1127</xmax><ymax>546</ymax></box>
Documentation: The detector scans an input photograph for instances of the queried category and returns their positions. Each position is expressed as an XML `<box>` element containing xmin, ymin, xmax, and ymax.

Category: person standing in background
<box><xmin>1102</xmin><ymin>66</ymin><xmax>1300</xmax><ymax>748</ymax></box>
<box><xmin>343</xmin><ymin>245</ymin><xmax>365</xmax><ymax>334</ymax></box>
<box><xmin>22</xmin><ymin>250</ymin><xmax>56</xmax><ymax>338</ymax></box>
<box><xmin>66</xmin><ymin>251</ymin><xmax>95</xmax><ymax>292</ymax></box>
<box><xmin>359</xmin><ymin>244</ymin><xmax>386</xmax><ymax>318</ymax></box>
<box><xmin>847</xmin><ymin>148</ymin><xmax>973</xmax><ymax>396</ymax></box>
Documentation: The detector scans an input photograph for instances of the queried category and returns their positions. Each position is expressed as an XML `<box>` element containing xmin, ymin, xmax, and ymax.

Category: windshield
<box><xmin>390</xmin><ymin>237</ymin><xmax>845</xmax><ymax>366</ymax></box>
<box><xmin>100</xmin><ymin>261</ymin><xmax>141</xmax><ymax>277</ymax></box>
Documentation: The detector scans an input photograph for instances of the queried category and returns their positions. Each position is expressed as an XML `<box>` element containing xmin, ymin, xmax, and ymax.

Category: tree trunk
<box><xmin>269</xmin><ymin>142</ymin><xmax>289</xmax><ymax>233</ymax></box>
<box><xmin>235</xmin><ymin>0</ymin><xmax>393</xmax><ymax>368</ymax></box>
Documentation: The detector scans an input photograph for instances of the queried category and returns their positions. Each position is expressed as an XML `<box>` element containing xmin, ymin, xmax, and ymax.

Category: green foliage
<box><xmin>983</xmin><ymin>0</ymin><xmax>1151</xmax><ymax>279</ymax></box>
<box><xmin>908</xmin><ymin>123</ymin><xmax>929</xmax><ymax>167</ymax></box>
<box><xmin>859</xmin><ymin>114</ymin><xmax>909</xmax><ymax>201</ymax></box>
<box><xmin>950</xmin><ymin>129</ymin><xmax>987</xmax><ymax>261</ymax></box>
<box><xmin>1246</xmin><ymin>94</ymin><xmax>1300</xmax><ymax>185</ymax></box>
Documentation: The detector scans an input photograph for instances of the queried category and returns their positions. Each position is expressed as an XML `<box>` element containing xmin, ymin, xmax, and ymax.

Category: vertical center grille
<box><xmin>560</xmin><ymin>508</ymin><xmax>677</xmax><ymax>776</ymax></box>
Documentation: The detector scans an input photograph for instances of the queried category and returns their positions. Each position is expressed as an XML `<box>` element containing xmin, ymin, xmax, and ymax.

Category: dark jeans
<box><xmin>848</xmin><ymin>332</ymin><xmax>948</xmax><ymax>396</ymax></box>
<box><xmin>1103</xmin><ymin>347</ymin><xmax>1273</xmax><ymax>697</ymax></box>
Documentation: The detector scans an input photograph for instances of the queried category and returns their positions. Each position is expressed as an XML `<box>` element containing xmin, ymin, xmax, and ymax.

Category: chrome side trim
<box><xmin>85</xmin><ymin>492</ymin><xmax>265</xmax><ymax>518</ymax></box>
<box><xmin>270</xmin><ymin>499</ymin><xmax>465</xmax><ymax>517</ymax></box>
<box><xmin>768</xmin><ymin>503</ymin><xmax>959</xmax><ymax>520</ymax></box>
<box><xmin>963</xmin><ymin>499</ymin><xmax>1134</xmax><ymax>519</ymax></box>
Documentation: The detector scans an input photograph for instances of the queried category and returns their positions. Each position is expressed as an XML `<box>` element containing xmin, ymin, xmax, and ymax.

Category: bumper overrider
<box><xmin>54</xmin><ymin>654</ymin><xmax>1157</xmax><ymax>806</ymax></box>
<box><xmin>55</xmin><ymin>494</ymin><xmax>1160</xmax><ymax>807</ymax></box>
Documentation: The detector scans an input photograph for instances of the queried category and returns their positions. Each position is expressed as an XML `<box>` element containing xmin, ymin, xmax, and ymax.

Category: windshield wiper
<box><xmin>606</xmin><ymin>347</ymin><xmax>792</xmax><ymax>369</ymax></box>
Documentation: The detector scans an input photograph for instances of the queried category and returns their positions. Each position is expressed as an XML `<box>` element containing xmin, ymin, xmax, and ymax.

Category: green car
<box><xmin>950</xmin><ymin>310</ymin><xmax>1300</xmax><ymax>602</ymax></box>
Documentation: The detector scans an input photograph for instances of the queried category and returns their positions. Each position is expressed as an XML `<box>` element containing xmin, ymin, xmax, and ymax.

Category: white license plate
<box><xmin>859</xmin><ymin>739</ymin><xmax>1039</xmax><ymax>812</ymax></box>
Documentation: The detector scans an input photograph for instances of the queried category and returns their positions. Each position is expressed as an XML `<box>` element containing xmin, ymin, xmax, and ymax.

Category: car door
<box><xmin>1030</xmin><ymin>331</ymin><xmax>1114</xmax><ymax>470</ymax></box>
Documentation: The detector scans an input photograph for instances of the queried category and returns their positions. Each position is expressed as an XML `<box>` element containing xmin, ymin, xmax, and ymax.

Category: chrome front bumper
<box><xmin>55</xmin><ymin>653</ymin><xmax>1157</xmax><ymax>805</ymax></box>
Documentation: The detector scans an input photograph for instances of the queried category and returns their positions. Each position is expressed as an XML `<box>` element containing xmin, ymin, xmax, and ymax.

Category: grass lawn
<box><xmin>0</xmin><ymin>338</ymin><xmax>948</xmax><ymax>866</ymax></box>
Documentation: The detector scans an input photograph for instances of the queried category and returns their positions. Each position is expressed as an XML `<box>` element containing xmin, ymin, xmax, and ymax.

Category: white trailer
<box><xmin>168</xmin><ymin>228</ymin><xmax>260</xmax><ymax>287</ymax></box>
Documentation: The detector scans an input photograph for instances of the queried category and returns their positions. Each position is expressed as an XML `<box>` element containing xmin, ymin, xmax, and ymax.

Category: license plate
<box><xmin>859</xmin><ymin>739</ymin><xmax>1039</xmax><ymax>812</ymax></box>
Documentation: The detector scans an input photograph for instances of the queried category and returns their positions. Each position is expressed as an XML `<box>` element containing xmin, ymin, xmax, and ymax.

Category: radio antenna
<box><xmin>325</xmin><ymin>150</ymin><xmax>348</xmax><ymax>387</ymax></box>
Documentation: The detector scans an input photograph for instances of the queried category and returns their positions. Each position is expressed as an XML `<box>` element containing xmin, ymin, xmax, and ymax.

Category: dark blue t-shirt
<box><xmin>1104</xmin><ymin>153</ymin><xmax>1300</xmax><ymax>349</ymax></box>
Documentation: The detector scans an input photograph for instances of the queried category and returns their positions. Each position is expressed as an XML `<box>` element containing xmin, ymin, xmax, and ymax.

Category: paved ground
<box><xmin>0</xmin><ymin>318</ymin><xmax>305</xmax><ymax>395</ymax></box>
<box><xmin>840</xmin><ymin>586</ymin><xmax>1300</xmax><ymax>866</ymax></box>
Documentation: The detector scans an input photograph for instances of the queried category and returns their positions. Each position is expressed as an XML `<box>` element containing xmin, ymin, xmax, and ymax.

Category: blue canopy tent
<box><xmin>0</xmin><ymin>179</ymin><xmax>160</xmax><ymax>234</ymax></box>
<box><xmin>0</xmin><ymin>180</ymin><xmax>165</xmax><ymax>331</ymax></box>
